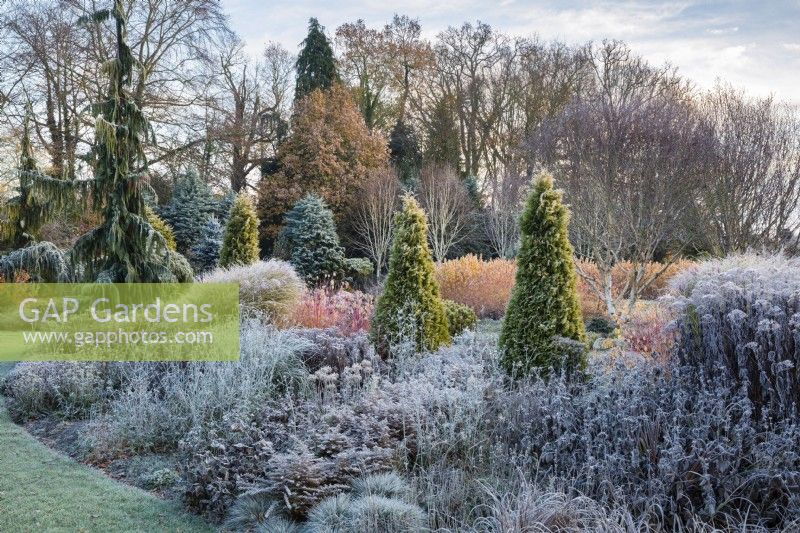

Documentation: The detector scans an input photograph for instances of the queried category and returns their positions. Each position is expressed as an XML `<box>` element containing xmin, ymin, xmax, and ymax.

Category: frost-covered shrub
<box><xmin>182</xmin><ymin>380</ymin><xmax>412</xmax><ymax>520</ymax></box>
<box><xmin>347</xmin><ymin>495</ymin><xmax>426</xmax><ymax>532</ymax></box>
<box><xmin>443</xmin><ymin>299</ymin><xmax>477</xmax><ymax>338</ymax></box>
<box><xmin>668</xmin><ymin>254</ymin><xmax>800</xmax><ymax>418</ymax></box>
<box><xmin>292</xmin><ymin>328</ymin><xmax>377</xmax><ymax>375</ymax></box>
<box><xmin>475</xmin><ymin>482</ymin><xmax>638</xmax><ymax>533</ymax></box>
<box><xmin>305</xmin><ymin>493</ymin><xmax>352</xmax><ymax>532</ymax></box>
<box><xmin>219</xmin><ymin>193</ymin><xmax>260</xmax><ymax>268</ymax></box>
<box><xmin>88</xmin><ymin>323</ymin><xmax>310</xmax><ymax>455</ymax></box>
<box><xmin>204</xmin><ymin>260</ymin><xmax>304</xmax><ymax>320</ymax></box>
<box><xmin>1</xmin><ymin>362</ymin><xmax>115</xmax><ymax>421</ymax></box>
<box><xmin>351</xmin><ymin>472</ymin><xmax>414</xmax><ymax>502</ymax></box>
<box><xmin>492</xmin><ymin>364</ymin><xmax>800</xmax><ymax>529</ymax></box>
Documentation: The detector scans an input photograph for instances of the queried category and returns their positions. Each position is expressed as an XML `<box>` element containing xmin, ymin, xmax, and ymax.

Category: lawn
<box><xmin>0</xmin><ymin>363</ymin><xmax>214</xmax><ymax>533</ymax></box>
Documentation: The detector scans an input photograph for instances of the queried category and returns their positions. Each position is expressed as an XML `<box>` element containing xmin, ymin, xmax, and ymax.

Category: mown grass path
<box><xmin>0</xmin><ymin>363</ymin><xmax>213</xmax><ymax>532</ymax></box>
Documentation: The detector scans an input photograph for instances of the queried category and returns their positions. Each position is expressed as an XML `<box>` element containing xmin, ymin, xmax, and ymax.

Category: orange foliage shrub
<box><xmin>575</xmin><ymin>259</ymin><xmax>694</xmax><ymax>318</ymax></box>
<box><xmin>435</xmin><ymin>255</ymin><xmax>516</xmax><ymax>318</ymax></box>
<box><xmin>284</xmin><ymin>289</ymin><xmax>373</xmax><ymax>335</ymax></box>
<box><xmin>435</xmin><ymin>255</ymin><xmax>692</xmax><ymax>320</ymax></box>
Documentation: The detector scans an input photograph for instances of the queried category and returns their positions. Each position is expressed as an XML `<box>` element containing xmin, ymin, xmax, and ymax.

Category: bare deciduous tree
<box><xmin>531</xmin><ymin>41</ymin><xmax>710</xmax><ymax>319</ymax></box>
<box><xmin>699</xmin><ymin>85</ymin><xmax>800</xmax><ymax>254</ymax></box>
<box><xmin>418</xmin><ymin>163</ymin><xmax>474</xmax><ymax>262</ymax></box>
<box><xmin>351</xmin><ymin>167</ymin><xmax>401</xmax><ymax>276</ymax></box>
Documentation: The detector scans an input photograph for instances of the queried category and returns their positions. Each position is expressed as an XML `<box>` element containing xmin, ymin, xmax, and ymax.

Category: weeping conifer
<box><xmin>57</xmin><ymin>1</ymin><xmax>189</xmax><ymax>282</ymax></box>
<box><xmin>1</xmin><ymin>111</ymin><xmax>59</xmax><ymax>248</ymax></box>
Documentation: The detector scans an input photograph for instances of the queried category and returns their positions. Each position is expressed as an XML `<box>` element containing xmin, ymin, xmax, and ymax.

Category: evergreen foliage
<box><xmin>295</xmin><ymin>18</ymin><xmax>338</xmax><ymax>100</ymax></box>
<box><xmin>159</xmin><ymin>170</ymin><xmax>216</xmax><ymax>254</ymax></box>
<box><xmin>214</xmin><ymin>189</ymin><xmax>235</xmax><ymax>225</ymax></box>
<box><xmin>27</xmin><ymin>2</ymin><xmax>181</xmax><ymax>282</ymax></box>
<box><xmin>0</xmin><ymin>242</ymin><xmax>72</xmax><ymax>282</ymax></box>
<box><xmin>279</xmin><ymin>194</ymin><xmax>346</xmax><ymax>286</ymax></box>
<box><xmin>256</xmin><ymin>84</ymin><xmax>387</xmax><ymax>249</ymax></box>
<box><xmin>498</xmin><ymin>174</ymin><xmax>585</xmax><ymax>376</ymax></box>
<box><xmin>145</xmin><ymin>206</ymin><xmax>176</xmax><ymax>251</ymax></box>
<box><xmin>1</xmin><ymin>112</ymin><xmax>60</xmax><ymax>248</ymax></box>
<box><xmin>189</xmin><ymin>217</ymin><xmax>223</xmax><ymax>274</ymax></box>
<box><xmin>443</xmin><ymin>299</ymin><xmax>477</xmax><ymax>338</ymax></box>
<box><xmin>371</xmin><ymin>195</ymin><xmax>450</xmax><ymax>353</ymax></box>
<box><xmin>388</xmin><ymin>119</ymin><xmax>422</xmax><ymax>189</ymax></box>
<box><xmin>220</xmin><ymin>193</ymin><xmax>260</xmax><ymax>268</ymax></box>
<box><xmin>425</xmin><ymin>96</ymin><xmax>460</xmax><ymax>172</ymax></box>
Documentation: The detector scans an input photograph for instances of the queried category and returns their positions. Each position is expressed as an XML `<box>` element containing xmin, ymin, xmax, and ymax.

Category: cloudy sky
<box><xmin>222</xmin><ymin>0</ymin><xmax>800</xmax><ymax>105</ymax></box>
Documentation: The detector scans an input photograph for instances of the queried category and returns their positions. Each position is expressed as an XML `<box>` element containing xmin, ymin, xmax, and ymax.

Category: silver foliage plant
<box><xmin>667</xmin><ymin>254</ymin><xmax>800</xmax><ymax>418</ymax></box>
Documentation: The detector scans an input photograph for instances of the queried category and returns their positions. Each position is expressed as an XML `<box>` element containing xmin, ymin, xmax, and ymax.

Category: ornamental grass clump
<box><xmin>499</xmin><ymin>174</ymin><xmax>585</xmax><ymax>376</ymax></box>
<box><xmin>370</xmin><ymin>195</ymin><xmax>450</xmax><ymax>354</ymax></box>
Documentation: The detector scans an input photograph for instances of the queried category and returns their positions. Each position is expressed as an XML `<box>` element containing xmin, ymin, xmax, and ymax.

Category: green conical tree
<box><xmin>425</xmin><ymin>95</ymin><xmax>460</xmax><ymax>172</ymax></box>
<box><xmin>1</xmin><ymin>111</ymin><xmax>59</xmax><ymax>248</ymax></box>
<box><xmin>499</xmin><ymin>174</ymin><xmax>585</xmax><ymax>376</ymax></box>
<box><xmin>389</xmin><ymin>119</ymin><xmax>422</xmax><ymax>189</ymax></box>
<box><xmin>295</xmin><ymin>18</ymin><xmax>338</xmax><ymax>100</ymax></box>
<box><xmin>279</xmin><ymin>193</ymin><xmax>345</xmax><ymax>285</ymax></box>
<box><xmin>371</xmin><ymin>195</ymin><xmax>450</xmax><ymax>354</ymax></box>
<box><xmin>219</xmin><ymin>193</ymin><xmax>260</xmax><ymax>268</ymax></box>
<box><xmin>159</xmin><ymin>169</ymin><xmax>216</xmax><ymax>254</ymax></box>
<box><xmin>68</xmin><ymin>1</ymin><xmax>185</xmax><ymax>282</ymax></box>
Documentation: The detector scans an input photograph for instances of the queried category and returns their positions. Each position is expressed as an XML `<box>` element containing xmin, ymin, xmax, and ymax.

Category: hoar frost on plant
<box><xmin>667</xmin><ymin>253</ymin><xmax>800</xmax><ymax>418</ymax></box>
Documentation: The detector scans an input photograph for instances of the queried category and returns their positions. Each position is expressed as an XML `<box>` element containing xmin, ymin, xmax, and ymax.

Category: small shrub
<box><xmin>585</xmin><ymin>316</ymin><xmax>616</xmax><ymax>336</ymax></box>
<box><xmin>305</xmin><ymin>493</ymin><xmax>352</xmax><ymax>532</ymax></box>
<box><xmin>220</xmin><ymin>193</ymin><xmax>260</xmax><ymax>268</ymax></box>
<box><xmin>620</xmin><ymin>303</ymin><xmax>674</xmax><ymax>364</ymax></box>
<box><xmin>285</xmin><ymin>289</ymin><xmax>373</xmax><ymax>335</ymax></box>
<box><xmin>204</xmin><ymin>260</ymin><xmax>304</xmax><ymax>320</ymax></box>
<box><xmin>293</xmin><ymin>328</ymin><xmax>376</xmax><ymax>375</ymax></box>
<box><xmin>278</xmin><ymin>193</ymin><xmax>346</xmax><ymax>285</ymax></box>
<box><xmin>371</xmin><ymin>195</ymin><xmax>450</xmax><ymax>354</ymax></box>
<box><xmin>435</xmin><ymin>254</ymin><xmax>516</xmax><ymax>318</ymax></box>
<box><xmin>1</xmin><ymin>362</ymin><xmax>110</xmax><ymax>421</ymax></box>
<box><xmin>224</xmin><ymin>491</ymin><xmax>284</xmax><ymax>532</ymax></box>
<box><xmin>443</xmin><ymin>299</ymin><xmax>477</xmax><ymax>338</ymax></box>
<box><xmin>344</xmin><ymin>257</ymin><xmax>374</xmax><ymax>287</ymax></box>
<box><xmin>499</xmin><ymin>174</ymin><xmax>585</xmax><ymax>376</ymax></box>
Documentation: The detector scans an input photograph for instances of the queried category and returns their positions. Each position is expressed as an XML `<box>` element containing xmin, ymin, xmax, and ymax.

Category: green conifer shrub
<box><xmin>220</xmin><ymin>194</ymin><xmax>260</xmax><ymax>268</ymax></box>
<box><xmin>1</xmin><ymin>111</ymin><xmax>60</xmax><ymax>249</ymax></box>
<box><xmin>145</xmin><ymin>206</ymin><xmax>176</xmax><ymax>251</ymax></box>
<box><xmin>278</xmin><ymin>194</ymin><xmax>345</xmax><ymax>285</ymax></box>
<box><xmin>371</xmin><ymin>195</ymin><xmax>450</xmax><ymax>354</ymax></box>
<box><xmin>443</xmin><ymin>299</ymin><xmax>477</xmax><ymax>338</ymax></box>
<box><xmin>498</xmin><ymin>174</ymin><xmax>585</xmax><ymax>376</ymax></box>
<box><xmin>159</xmin><ymin>170</ymin><xmax>216</xmax><ymax>254</ymax></box>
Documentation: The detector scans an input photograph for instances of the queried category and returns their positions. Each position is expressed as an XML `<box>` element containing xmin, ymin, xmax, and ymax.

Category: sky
<box><xmin>222</xmin><ymin>0</ymin><xmax>800</xmax><ymax>105</ymax></box>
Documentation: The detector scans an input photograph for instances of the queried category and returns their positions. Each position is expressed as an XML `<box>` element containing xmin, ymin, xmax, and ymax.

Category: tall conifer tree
<box><xmin>69</xmin><ymin>1</ymin><xmax>186</xmax><ymax>282</ymax></box>
<box><xmin>295</xmin><ymin>18</ymin><xmax>338</xmax><ymax>100</ymax></box>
